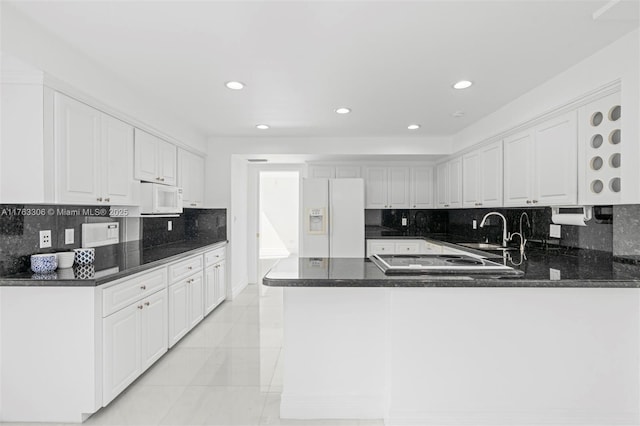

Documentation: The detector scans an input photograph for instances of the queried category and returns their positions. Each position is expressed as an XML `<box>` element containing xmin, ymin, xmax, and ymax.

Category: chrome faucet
<box><xmin>479</xmin><ymin>212</ymin><xmax>509</xmax><ymax>247</ymax></box>
<box><xmin>519</xmin><ymin>212</ymin><xmax>531</xmax><ymax>251</ymax></box>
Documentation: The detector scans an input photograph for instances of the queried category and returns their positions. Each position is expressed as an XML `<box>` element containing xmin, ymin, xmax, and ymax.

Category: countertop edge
<box><xmin>0</xmin><ymin>240</ymin><xmax>228</xmax><ymax>288</ymax></box>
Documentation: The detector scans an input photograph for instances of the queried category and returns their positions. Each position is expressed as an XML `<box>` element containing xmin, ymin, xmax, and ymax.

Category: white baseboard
<box><xmin>230</xmin><ymin>281</ymin><xmax>248</xmax><ymax>300</ymax></box>
<box><xmin>385</xmin><ymin>409</ymin><xmax>639</xmax><ymax>426</ymax></box>
<box><xmin>280</xmin><ymin>393</ymin><xmax>386</xmax><ymax>419</ymax></box>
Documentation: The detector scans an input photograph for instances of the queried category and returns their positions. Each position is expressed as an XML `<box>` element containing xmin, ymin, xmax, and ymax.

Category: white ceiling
<box><xmin>6</xmin><ymin>0</ymin><xmax>639</xmax><ymax>139</ymax></box>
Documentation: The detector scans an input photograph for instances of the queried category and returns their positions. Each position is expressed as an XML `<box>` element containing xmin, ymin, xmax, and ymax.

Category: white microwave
<box><xmin>140</xmin><ymin>183</ymin><xmax>183</xmax><ymax>214</ymax></box>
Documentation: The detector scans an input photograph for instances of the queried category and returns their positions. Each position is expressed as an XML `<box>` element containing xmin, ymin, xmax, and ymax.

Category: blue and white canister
<box><xmin>73</xmin><ymin>248</ymin><xmax>95</xmax><ymax>265</ymax></box>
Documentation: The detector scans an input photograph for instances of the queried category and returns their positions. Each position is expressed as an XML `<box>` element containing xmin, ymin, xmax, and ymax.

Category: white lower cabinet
<box><xmin>102</xmin><ymin>274</ymin><xmax>168</xmax><ymax>406</ymax></box>
<box><xmin>204</xmin><ymin>246</ymin><xmax>227</xmax><ymax>315</ymax></box>
<box><xmin>168</xmin><ymin>254</ymin><xmax>205</xmax><ymax>348</ymax></box>
<box><xmin>366</xmin><ymin>239</ymin><xmax>447</xmax><ymax>256</ymax></box>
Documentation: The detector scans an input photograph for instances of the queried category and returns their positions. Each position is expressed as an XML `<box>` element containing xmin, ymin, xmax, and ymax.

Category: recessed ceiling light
<box><xmin>225</xmin><ymin>81</ymin><xmax>245</xmax><ymax>90</ymax></box>
<box><xmin>335</xmin><ymin>107</ymin><xmax>351</xmax><ymax>114</ymax></box>
<box><xmin>256</xmin><ymin>124</ymin><xmax>270</xmax><ymax>130</ymax></box>
<box><xmin>452</xmin><ymin>111</ymin><xmax>465</xmax><ymax>118</ymax></box>
<box><xmin>407</xmin><ymin>124</ymin><xmax>421</xmax><ymax>130</ymax></box>
<box><xmin>453</xmin><ymin>80</ymin><xmax>473</xmax><ymax>90</ymax></box>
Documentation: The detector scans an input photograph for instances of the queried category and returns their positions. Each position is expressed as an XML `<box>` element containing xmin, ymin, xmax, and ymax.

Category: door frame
<box><xmin>247</xmin><ymin>164</ymin><xmax>306</xmax><ymax>286</ymax></box>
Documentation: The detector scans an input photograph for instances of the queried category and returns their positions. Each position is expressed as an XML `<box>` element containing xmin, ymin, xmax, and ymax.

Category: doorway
<box><xmin>252</xmin><ymin>169</ymin><xmax>301</xmax><ymax>284</ymax></box>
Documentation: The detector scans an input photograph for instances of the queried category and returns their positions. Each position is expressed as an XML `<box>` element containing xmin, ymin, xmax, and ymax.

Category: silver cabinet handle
<box><xmin>191</xmin><ymin>203</ymin><xmax>197</xmax><ymax>206</ymax></box>
<box><xmin>526</xmin><ymin>200</ymin><xmax>532</xmax><ymax>204</ymax></box>
<box><xmin>144</xmin><ymin>302</ymin><xmax>150</xmax><ymax>306</ymax></box>
<box><xmin>104</xmin><ymin>198</ymin><xmax>110</xmax><ymax>202</ymax></box>
<box><xmin>532</xmin><ymin>200</ymin><xmax>538</xmax><ymax>204</ymax></box>
<box><xmin>138</xmin><ymin>305</ymin><xmax>143</xmax><ymax>310</ymax></box>
<box><xmin>140</xmin><ymin>285</ymin><xmax>146</xmax><ymax>290</ymax></box>
<box><xmin>97</xmin><ymin>197</ymin><xmax>103</xmax><ymax>202</ymax></box>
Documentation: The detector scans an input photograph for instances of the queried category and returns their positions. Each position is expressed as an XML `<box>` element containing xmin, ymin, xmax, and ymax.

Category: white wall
<box><xmin>0</xmin><ymin>2</ymin><xmax>206</xmax><ymax>153</ymax></box>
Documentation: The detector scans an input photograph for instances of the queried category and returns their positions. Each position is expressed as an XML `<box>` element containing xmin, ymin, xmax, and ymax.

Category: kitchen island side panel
<box><xmin>279</xmin><ymin>286</ymin><xmax>640</xmax><ymax>425</ymax></box>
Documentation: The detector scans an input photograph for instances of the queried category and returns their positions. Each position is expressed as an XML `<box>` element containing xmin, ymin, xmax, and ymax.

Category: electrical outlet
<box><xmin>39</xmin><ymin>230</ymin><xmax>51</xmax><ymax>248</ymax></box>
<box><xmin>472</xmin><ymin>219</ymin><xmax>477</xmax><ymax>229</ymax></box>
<box><xmin>550</xmin><ymin>268</ymin><xmax>561</xmax><ymax>280</ymax></box>
<box><xmin>168</xmin><ymin>220</ymin><xmax>172</xmax><ymax>231</ymax></box>
<box><xmin>549</xmin><ymin>224</ymin><xmax>561</xmax><ymax>238</ymax></box>
<box><xmin>401</xmin><ymin>217</ymin><xmax>407</xmax><ymax>226</ymax></box>
<box><xmin>65</xmin><ymin>228</ymin><xmax>74</xmax><ymax>245</ymax></box>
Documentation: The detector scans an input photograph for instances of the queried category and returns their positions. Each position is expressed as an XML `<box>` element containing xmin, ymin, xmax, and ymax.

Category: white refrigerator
<box><xmin>300</xmin><ymin>178</ymin><xmax>365</xmax><ymax>258</ymax></box>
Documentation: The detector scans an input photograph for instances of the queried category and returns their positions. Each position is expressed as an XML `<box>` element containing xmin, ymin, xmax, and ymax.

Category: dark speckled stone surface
<box><xmin>264</xmin><ymin>236</ymin><xmax>640</xmax><ymax>288</ymax></box>
<box><xmin>0</xmin><ymin>239</ymin><xmax>227</xmax><ymax>287</ymax></box>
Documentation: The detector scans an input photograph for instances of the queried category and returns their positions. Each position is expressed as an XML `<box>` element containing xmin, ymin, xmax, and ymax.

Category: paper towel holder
<box><xmin>551</xmin><ymin>206</ymin><xmax>593</xmax><ymax>226</ymax></box>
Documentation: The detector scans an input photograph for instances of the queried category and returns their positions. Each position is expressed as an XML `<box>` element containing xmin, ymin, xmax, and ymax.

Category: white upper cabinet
<box><xmin>178</xmin><ymin>149</ymin><xmax>205</xmax><ymax>208</ymax></box>
<box><xmin>533</xmin><ymin>111</ymin><xmax>577</xmax><ymax>205</ymax></box>
<box><xmin>436</xmin><ymin>157</ymin><xmax>462</xmax><ymax>208</ymax></box>
<box><xmin>504</xmin><ymin>111</ymin><xmax>577</xmax><ymax>206</ymax></box>
<box><xmin>462</xmin><ymin>141</ymin><xmax>503</xmax><ymax>208</ymax></box>
<box><xmin>410</xmin><ymin>166</ymin><xmax>434</xmax><ymax>209</ymax></box>
<box><xmin>102</xmin><ymin>115</ymin><xmax>137</xmax><ymax>205</ymax></box>
<box><xmin>364</xmin><ymin>166</ymin><xmax>410</xmax><ymax>209</ymax></box>
<box><xmin>134</xmin><ymin>129</ymin><xmax>177</xmax><ymax>186</ymax></box>
<box><xmin>55</xmin><ymin>93</ymin><xmax>137</xmax><ymax>205</ymax></box>
<box><xmin>364</xmin><ymin>167</ymin><xmax>388</xmax><ymax>208</ymax></box>
<box><xmin>308</xmin><ymin>165</ymin><xmax>361</xmax><ymax>178</ymax></box>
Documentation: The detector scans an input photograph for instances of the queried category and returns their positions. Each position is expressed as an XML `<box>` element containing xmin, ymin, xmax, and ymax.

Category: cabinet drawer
<box><xmin>368</xmin><ymin>242</ymin><xmax>395</xmax><ymax>255</ymax></box>
<box><xmin>395</xmin><ymin>242</ymin><xmax>420</xmax><ymax>254</ymax></box>
<box><xmin>102</xmin><ymin>268</ymin><xmax>167</xmax><ymax>317</ymax></box>
<box><xmin>204</xmin><ymin>246</ymin><xmax>226</xmax><ymax>267</ymax></box>
<box><xmin>168</xmin><ymin>255</ymin><xmax>203</xmax><ymax>283</ymax></box>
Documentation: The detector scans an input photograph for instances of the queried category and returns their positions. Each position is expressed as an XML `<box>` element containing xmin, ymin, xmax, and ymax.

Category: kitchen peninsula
<box><xmin>264</xmin><ymin>242</ymin><xmax>640</xmax><ymax>426</ymax></box>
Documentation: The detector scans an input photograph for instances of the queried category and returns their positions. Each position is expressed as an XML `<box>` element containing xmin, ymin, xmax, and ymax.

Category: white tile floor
<box><xmin>2</xmin><ymin>275</ymin><xmax>385</xmax><ymax>426</ymax></box>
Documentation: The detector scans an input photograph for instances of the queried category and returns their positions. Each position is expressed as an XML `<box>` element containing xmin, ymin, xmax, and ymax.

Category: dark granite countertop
<box><xmin>0</xmin><ymin>239</ymin><xmax>227</xmax><ymax>287</ymax></box>
<box><xmin>264</xmin><ymin>233</ymin><xmax>640</xmax><ymax>288</ymax></box>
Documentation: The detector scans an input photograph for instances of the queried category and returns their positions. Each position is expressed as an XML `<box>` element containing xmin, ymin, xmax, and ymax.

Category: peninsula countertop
<box><xmin>263</xmin><ymin>245</ymin><xmax>640</xmax><ymax>288</ymax></box>
<box><xmin>0</xmin><ymin>238</ymin><xmax>227</xmax><ymax>287</ymax></box>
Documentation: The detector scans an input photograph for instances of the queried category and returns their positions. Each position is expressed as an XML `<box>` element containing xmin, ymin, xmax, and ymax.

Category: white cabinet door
<box><xmin>140</xmin><ymin>289</ymin><xmax>168</xmax><ymax>371</ymax></box>
<box><xmin>168</xmin><ymin>279</ymin><xmax>190</xmax><ymax>348</ymax></box>
<box><xmin>204</xmin><ymin>265</ymin><xmax>217</xmax><ymax>315</ymax></box>
<box><xmin>308</xmin><ymin>166</ymin><xmax>335</xmax><ymax>178</ymax></box>
<box><xmin>448</xmin><ymin>157</ymin><xmax>463</xmax><ymax>208</ymax></box>
<box><xmin>55</xmin><ymin>93</ymin><xmax>102</xmax><ymax>204</ymax></box>
<box><xmin>179</xmin><ymin>149</ymin><xmax>205</xmax><ymax>207</ymax></box>
<box><xmin>479</xmin><ymin>141</ymin><xmax>503</xmax><ymax>207</ymax></box>
<box><xmin>436</xmin><ymin>162</ymin><xmax>449</xmax><ymax>207</ymax></box>
<box><xmin>102</xmin><ymin>115</ymin><xmax>137</xmax><ymax>205</ymax></box>
<box><xmin>215</xmin><ymin>262</ymin><xmax>226</xmax><ymax>306</ymax></box>
<box><xmin>158</xmin><ymin>139</ymin><xmax>177</xmax><ymax>186</ymax></box>
<box><xmin>504</xmin><ymin>130</ymin><xmax>534</xmax><ymax>207</ymax></box>
<box><xmin>365</xmin><ymin>167</ymin><xmax>388</xmax><ymax>208</ymax></box>
<box><xmin>462</xmin><ymin>151</ymin><xmax>480</xmax><ymax>208</ymax></box>
<box><xmin>134</xmin><ymin>129</ymin><xmax>159</xmax><ymax>183</ymax></box>
<box><xmin>387</xmin><ymin>167</ymin><xmax>410</xmax><ymax>208</ymax></box>
<box><xmin>103</xmin><ymin>303</ymin><xmax>141</xmax><ymax>405</ymax></box>
<box><xmin>533</xmin><ymin>111</ymin><xmax>577</xmax><ymax>205</ymax></box>
<box><xmin>189</xmin><ymin>273</ymin><xmax>204</xmax><ymax>329</ymax></box>
<box><xmin>410</xmin><ymin>166</ymin><xmax>434</xmax><ymax>208</ymax></box>
<box><xmin>134</xmin><ymin>129</ymin><xmax>177</xmax><ymax>186</ymax></box>
<box><xmin>335</xmin><ymin>166</ymin><xmax>361</xmax><ymax>178</ymax></box>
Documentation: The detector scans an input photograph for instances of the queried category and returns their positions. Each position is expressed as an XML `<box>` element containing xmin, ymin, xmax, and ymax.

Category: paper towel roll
<box><xmin>551</xmin><ymin>214</ymin><xmax>588</xmax><ymax>226</ymax></box>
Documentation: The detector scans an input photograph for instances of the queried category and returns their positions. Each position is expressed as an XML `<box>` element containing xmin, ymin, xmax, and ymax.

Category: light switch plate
<box><xmin>550</xmin><ymin>268</ymin><xmax>561</xmax><ymax>280</ymax></box>
<box><xmin>65</xmin><ymin>228</ymin><xmax>74</xmax><ymax>245</ymax></box>
<box><xmin>168</xmin><ymin>220</ymin><xmax>173</xmax><ymax>231</ymax></box>
<box><xmin>472</xmin><ymin>220</ymin><xmax>477</xmax><ymax>229</ymax></box>
<box><xmin>550</xmin><ymin>224</ymin><xmax>561</xmax><ymax>238</ymax></box>
<box><xmin>401</xmin><ymin>217</ymin><xmax>407</xmax><ymax>226</ymax></box>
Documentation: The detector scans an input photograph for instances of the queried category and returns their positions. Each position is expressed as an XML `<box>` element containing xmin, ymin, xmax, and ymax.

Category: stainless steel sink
<box><xmin>458</xmin><ymin>242</ymin><xmax>516</xmax><ymax>251</ymax></box>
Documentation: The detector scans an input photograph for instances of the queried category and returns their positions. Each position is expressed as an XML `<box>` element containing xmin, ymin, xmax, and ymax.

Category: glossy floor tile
<box><xmin>64</xmin><ymin>281</ymin><xmax>385</xmax><ymax>425</ymax></box>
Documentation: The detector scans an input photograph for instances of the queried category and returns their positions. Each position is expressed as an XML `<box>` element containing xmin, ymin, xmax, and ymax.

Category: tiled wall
<box><xmin>369</xmin><ymin>206</ymin><xmax>618</xmax><ymax>253</ymax></box>
<box><xmin>0</xmin><ymin>204</ymin><xmax>227</xmax><ymax>275</ymax></box>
